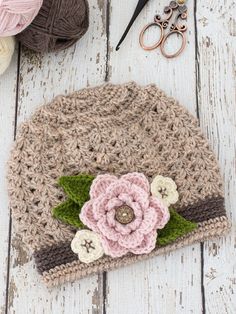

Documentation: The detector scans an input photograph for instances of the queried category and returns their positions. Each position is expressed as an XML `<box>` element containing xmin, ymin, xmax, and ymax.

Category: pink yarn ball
<box><xmin>0</xmin><ymin>0</ymin><xmax>43</xmax><ymax>37</ymax></box>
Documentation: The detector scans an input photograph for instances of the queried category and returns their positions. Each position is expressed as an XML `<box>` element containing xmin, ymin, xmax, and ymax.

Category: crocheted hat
<box><xmin>8</xmin><ymin>82</ymin><xmax>230</xmax><ymax>287</ymax></box>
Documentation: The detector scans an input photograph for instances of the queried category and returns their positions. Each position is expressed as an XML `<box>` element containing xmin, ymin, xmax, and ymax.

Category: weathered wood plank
<box><xmin>0</xmin><ymin>48</ymin><xmax>18</xmax><ymax>314</ymax></box>
<box><xmin>105</xmin><ymin>1</ymin><xmax>202</xmax><ymax>313</ymax></box>
<box><xmin>196</xmin><ymin>1</ymin><xmax>236</xmax><ymax>313</ymax></box>
<box><xmin>7</xmin><ymin>1</ymin><xmax>108</xmax><ymax>313</ymax></box>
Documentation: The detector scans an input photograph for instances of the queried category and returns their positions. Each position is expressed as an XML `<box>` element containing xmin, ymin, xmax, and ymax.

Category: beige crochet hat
<box><xmin>8</xmin><ymin>82</ymin><xmax>230</xmax><ymax>287</ymax></box>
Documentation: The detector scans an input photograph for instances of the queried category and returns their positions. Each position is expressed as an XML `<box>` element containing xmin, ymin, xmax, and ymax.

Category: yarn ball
<box><xmin>16</xmin><ymin>0</ymin><xmax>89</xmax><ymax>53</ymax></box>
<box><xmin>0</xmin><ymin>0</ymin><xmax>43</xmax><ymax>37</ymax></box>
<box><xmin>0</xmin><ymin>36</ymin><xmax>15</xmax><ymax>75</ymax></box>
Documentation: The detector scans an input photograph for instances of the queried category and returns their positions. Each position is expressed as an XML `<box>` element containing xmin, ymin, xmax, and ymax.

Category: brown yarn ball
<box><xmin>16</xmin><ymin>0</ymin><xmax>89</xmax><ymax>53</ymax></box>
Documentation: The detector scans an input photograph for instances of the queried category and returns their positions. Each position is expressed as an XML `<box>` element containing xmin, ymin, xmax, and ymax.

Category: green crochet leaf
<box><xmin>157</xmin><ymin>209</ymin><xmax>197</xmax><ymax>246</ymax></box>
<box><xmin>59</xmin><ymin>174</ymin><xmax>95</xmax><ymax>207</ymax></box>
<box><xmin>52</xmin><ymin>199</ymin><xmax>85</xmax><ymax>229</ymax></box>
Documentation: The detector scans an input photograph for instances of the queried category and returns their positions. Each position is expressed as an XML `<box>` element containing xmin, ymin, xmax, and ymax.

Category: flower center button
<box><xmin>115</xmin><ymin>205</ymin><xmax>135</xmax><ymax>225</ymax></box>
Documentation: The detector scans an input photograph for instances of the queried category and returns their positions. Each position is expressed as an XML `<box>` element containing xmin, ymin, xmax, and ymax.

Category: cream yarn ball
<box><xmin>0</xmin><ymin>36</ymin><xmax>15</xmax><ymax>75</ymax></box>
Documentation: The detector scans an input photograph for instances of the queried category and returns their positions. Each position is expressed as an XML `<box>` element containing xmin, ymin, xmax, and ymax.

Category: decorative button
<box><xmin>115</xmin><ymin>205</ymin><xmax>135</xmax><ymax>225</ymax></box>
<box><xmin>81</xmin><ymin>239</ymin><xmax>95</xmax><ymax>253</ymax></box>
<box><xmin>158</xmin><ymin>187</ymin><xmax>168</xmax><ymax>198</ymax></box>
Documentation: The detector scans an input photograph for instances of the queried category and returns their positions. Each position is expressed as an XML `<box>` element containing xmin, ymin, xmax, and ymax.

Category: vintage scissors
<box><xmin>139</xmin><ymin>0</ymin><xmax>188</xmax><ymax>58</ymax></box>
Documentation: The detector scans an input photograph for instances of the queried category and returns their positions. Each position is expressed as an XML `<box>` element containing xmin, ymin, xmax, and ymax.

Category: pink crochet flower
<box><xmin>80</xmin><ymin>173</ymin><xmax>170</xmax><ymax>258</ymax></box>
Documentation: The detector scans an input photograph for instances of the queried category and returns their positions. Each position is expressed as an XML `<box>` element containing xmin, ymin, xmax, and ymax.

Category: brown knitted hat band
<box><xmin>8</xmin><ymin>83</ymin><xmax>230</xmax><ymax>287</ymax></box>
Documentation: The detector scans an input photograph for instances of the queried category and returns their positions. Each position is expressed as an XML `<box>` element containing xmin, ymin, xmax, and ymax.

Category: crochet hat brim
<box><xmin>36</xmin><ymin>216</ymin><xmax>229</xmax><ymax>287</ymax></box>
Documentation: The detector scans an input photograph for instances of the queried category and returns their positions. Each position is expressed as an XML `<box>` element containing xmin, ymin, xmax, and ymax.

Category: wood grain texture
<box><xmin>0</xmin><ymin>0</ymin><xmax>235</xmax><ymax>313</ymax></box>
<box><xmin>196</xmin><ymin>1</ymin><xmax>236</xmax><ymax>313</ymax></box>
<box><xmin>0</xmin><ymin>48</ymin><xmax>18</xmax><ymax>314</ymax></box>
<box><xmin>105</xmin><ymin>1</ymin><xmax>202</xmax><ymax>313</ymax></box>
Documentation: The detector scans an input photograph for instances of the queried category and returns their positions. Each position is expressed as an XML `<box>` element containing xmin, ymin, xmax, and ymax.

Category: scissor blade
<box><xmin>116</xmin><ymin>0</ymin><xmax>150</xmax><ymax>51</ymax></box>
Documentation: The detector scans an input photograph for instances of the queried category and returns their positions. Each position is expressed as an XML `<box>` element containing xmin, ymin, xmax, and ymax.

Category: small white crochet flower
<box><xmin>71</xmin><ymin>230</ymin><xmax>104</xmax><ymax>264</ymax></box>
<box><xmin>151</xmin><ymin>175</ymin><xmax>179</xmax><ymax>207</ymax></box>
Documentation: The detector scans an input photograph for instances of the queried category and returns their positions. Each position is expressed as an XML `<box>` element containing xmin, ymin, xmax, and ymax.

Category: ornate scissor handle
<box><xmin>139</xmin><ymin>1</ymin><xmax>188</xmax><ymax>58</ymax></box>
<box><xmin>139</xmin><ymin>1</ymin><xmax>178</xmax><ymax>51</ymax></box>
<box><xmin>160</xmin><ymin>8</ymin><xmax>188</xmax><ymax>58</ymax></box>
<box><xmin>139</xmin><ymin>20</ymin><xmax>164</xmax><ymax>51</ymax></box>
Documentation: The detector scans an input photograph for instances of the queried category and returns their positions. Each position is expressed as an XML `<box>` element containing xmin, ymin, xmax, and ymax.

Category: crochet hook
<box><xmin>116</xmin><ymin>0</ymin><xmax>150</xmax><ymax>51</ymax></box>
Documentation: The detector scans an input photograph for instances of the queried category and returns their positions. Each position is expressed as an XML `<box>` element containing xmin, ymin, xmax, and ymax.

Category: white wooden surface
<box><xmin>0</xmin><ymin>0</ymin><xmax>235</xmax><ymax>313</ymax></box>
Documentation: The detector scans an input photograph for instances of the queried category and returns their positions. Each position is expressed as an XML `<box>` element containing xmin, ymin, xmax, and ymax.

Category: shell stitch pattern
<box><xmin>7</xmin><ymin>82</ymin><xmax>224</xmax><ymax>251</ymax></box>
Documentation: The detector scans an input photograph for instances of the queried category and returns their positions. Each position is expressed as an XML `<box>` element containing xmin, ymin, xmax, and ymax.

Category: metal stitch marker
<box><xmin>139</xmin><ymin>0</ymin><xmax>188</xmax><ymax>58</ymax></box>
